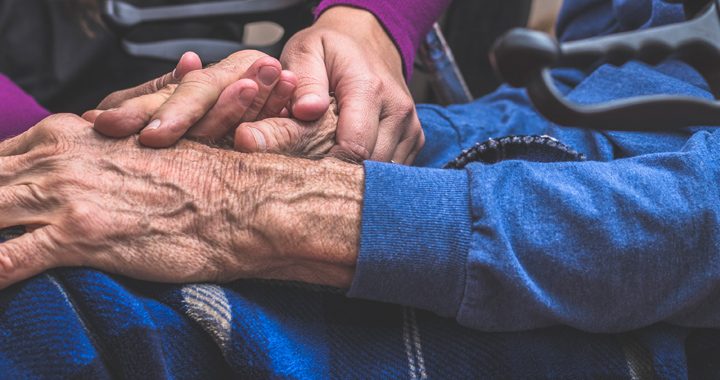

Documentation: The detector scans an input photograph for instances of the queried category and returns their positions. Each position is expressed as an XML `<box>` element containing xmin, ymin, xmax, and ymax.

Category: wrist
<box><xmin>315</xmin><ymin>6</ymin><xmax>379</xmax><ymax>34</ymax></box>
<box><xmin>315</xmin><ymin>6</ymin><xmax>403</xmax><ymax>77</ymax></box>
<box><xmin>251</xmin><ymin>156</ymin><xmax>364</xmax><ymax>287</ymax></box>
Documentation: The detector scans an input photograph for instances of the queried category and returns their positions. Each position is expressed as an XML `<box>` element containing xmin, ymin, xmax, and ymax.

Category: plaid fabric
<box><xmin>0</xmin><ymin>251</ymin><xmax>718</xmax><ymax>379</ymax></box>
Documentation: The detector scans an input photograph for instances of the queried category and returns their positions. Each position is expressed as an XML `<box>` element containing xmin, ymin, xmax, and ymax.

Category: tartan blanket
<box><xmin>0</xmin><ymin>231</ymin><xmax>718</xmax><ymax>379</ymax></box>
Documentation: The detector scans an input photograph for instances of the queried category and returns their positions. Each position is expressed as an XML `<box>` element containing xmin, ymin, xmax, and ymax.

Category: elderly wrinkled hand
<box><xmin>86</xmin><ymin>50</ymin><xmax>298</xmax><ymax>148</ymax></box>
<box><xmin>0</xmin><ymin>114</ymin><xmax>362</xmax><ymax>289</ymax></box>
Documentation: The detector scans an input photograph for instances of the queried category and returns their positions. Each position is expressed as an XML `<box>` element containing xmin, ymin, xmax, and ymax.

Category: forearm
<box><xmin>314</xmin><ymin>0</ymin><xmax>452</xmax><ymax>79</ymax></box>
<box><xmin>351</xmin><ymin>129</ymin><xmax>720</xmax><ymax>332</ymax></box>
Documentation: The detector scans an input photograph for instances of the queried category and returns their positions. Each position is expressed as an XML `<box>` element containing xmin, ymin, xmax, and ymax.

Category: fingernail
<box><xmin>144</xmin><ymin>119</ymin><xmax>162</xmax><ymax>131</ymax></box>
<box><xmin>258</xmin><ymin>66</ymin><xmax>280</xmax><ymax>86</ymax></box>
<box><xmin>297</xmin><ymin>94</ymin><xmax>322</xmax><ymax>106</ymax></box>
<box><xmin>238</xmin><ymin>87</ymin><xmax>256</xmax><ymax>106</ymax></box>
<box><xmin>172</xmin><ymin>68</ymin><xmax>179</xmax><ymax>80</ymax></box>
<box><xmin>249</xmin><ymin>128</ymin><xmax>266</xmax><ymax>152</ymax></box>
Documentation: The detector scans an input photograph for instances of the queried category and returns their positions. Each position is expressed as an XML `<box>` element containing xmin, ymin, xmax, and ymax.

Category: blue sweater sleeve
<box><xmin>350</xmin><ymin>49</ymin><xmax>720</xmax><ymax>332</ymax></box>
<box><xmin>349</xmin><ymin>163</ymin><xmax>471</xmax><ymax>316</ymax></box>
<box><xmin>353</xmin><ymin>130</ymin><xmax>720</xmax><ymax>332</ymax></box>
<box><xmin>349</xmin><ymin>0</ymin><xmax>718</xmax><ymax>330</ymax></box>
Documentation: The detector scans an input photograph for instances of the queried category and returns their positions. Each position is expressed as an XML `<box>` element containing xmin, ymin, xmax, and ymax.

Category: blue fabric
<box><xmin>3</xmin><ymin>0</ymin><xmax>720</xmax><ymax>378</ymax></box>
<box><xmin>3</xmin><ymin>266</ymin><xmax>720</xmax><ymax>378</ymax></box>
<box><xmin>355</xmin><ymin>0</ymin><xmax>720</xmax><ymax>331</ymax></box>
<box><xmin>354</xmin><ymin>165</ymin><xmax>471</xmax><ymax>316</ymax></box>
<box><xmin>356</xmin><ymin>60</ymin><xmax>720</xmax><ymax>330</ymax></box>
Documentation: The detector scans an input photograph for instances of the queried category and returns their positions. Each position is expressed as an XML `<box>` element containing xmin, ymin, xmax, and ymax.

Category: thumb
<box><xmin>281</xmin><ymin>41</ymin><xmax>331</xmax><ymax>121</ymax></box>
<box><xmin>235</xmin><ymin>101</ymin><xmax>339</xmax><ymax>157</ymax></box>
<box><xmin>81</xmin><ymin>109</ymin><xmax>103</xmax><ymax>123</ymax></box>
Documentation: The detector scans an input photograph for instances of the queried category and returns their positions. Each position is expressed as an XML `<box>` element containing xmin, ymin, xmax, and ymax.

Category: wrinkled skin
<box><xmin>0</xmin><ymin>112</ymin><xmax>362</xmax><ymax>289</ymax></box>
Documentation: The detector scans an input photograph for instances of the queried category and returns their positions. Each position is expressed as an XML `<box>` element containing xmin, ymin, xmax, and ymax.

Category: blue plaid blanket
<box><xmin>0</xmin><ymin>233</ymin><xmax>717</xmax><ymax>379</ymax></box>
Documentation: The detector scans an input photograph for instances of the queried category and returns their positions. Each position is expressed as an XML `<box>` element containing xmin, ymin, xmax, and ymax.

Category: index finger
<box><xmin>138</xmin><ymin>50</ymin><xmax>269</xmax><ymax>148</ymax></box>
<box><xmin>329</xmin><ymin>82</ymin><xmax>382</xmax><ymax>162</ymax></box>
<box><xmin>281</xmin><ymin>39</ymin><xmax>331</xmax><ymax>121</ymax></box>
<box><xmin>0</xmin><ymin>227</ymin><xmax>60</xmax><ymax>290</ymax></box>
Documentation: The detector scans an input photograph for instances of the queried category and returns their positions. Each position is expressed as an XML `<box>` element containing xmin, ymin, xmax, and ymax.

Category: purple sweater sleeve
<box><xmin>0</xmin><ymin>74</ymin><xmax>49</xmax><ymax>141</ymax></box>
<box><xmin>314</xmin><ymin>0</ymin><xmax>452</xmax><ymax>80</ymax></box>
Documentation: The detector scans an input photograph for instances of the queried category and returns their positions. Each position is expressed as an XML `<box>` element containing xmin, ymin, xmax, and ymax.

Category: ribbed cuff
<box><xmin>349</xmin><ymin>161</ymin><xmax>472</xmax><ymax>318</ymax></box>
<box><xmin>314</xmin><ymin>0</ymin><xmax>417</xmax><ymax>80</ymax></box>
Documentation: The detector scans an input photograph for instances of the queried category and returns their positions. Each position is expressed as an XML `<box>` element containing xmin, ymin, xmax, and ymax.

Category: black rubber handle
<box><xmin>490</xmin><ymin>0</ymin><xmax>720</xmax><ymax>130</ymax></box>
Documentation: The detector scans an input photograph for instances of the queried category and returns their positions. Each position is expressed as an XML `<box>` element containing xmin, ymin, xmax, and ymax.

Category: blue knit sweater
<box><xmin>354</xmin><ymin>0</ymin><xmax>720</xmax><ymax>332</ymax></box>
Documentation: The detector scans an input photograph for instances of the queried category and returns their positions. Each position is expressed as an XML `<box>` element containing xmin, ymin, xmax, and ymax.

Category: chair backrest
<box><xmin>102</xmin><ymin>0</ymin><xmax>473</xmax><ymax>107</ymax></box>
<box><xmin>102</xmin><ymin>0</ymin><xmax>313</xmax><ymax>62</ymax></box>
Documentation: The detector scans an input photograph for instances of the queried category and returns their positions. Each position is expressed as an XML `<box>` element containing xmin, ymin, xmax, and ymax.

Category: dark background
<box><xmin>0</xmin><ymin>0</ymin><xmax>542</xmax><ymax>114</ymax></box>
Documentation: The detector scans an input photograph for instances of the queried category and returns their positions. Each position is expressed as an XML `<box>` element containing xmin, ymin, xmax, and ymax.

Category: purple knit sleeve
<box><xmin>314</xmin><ymin>0</ymin><xmax>452</xmax><ymax>80</ymax></box>
<box><xmin>0</xmin><ymin>74</ymin><xmax>49</xmax><ymax>141</ymax></box>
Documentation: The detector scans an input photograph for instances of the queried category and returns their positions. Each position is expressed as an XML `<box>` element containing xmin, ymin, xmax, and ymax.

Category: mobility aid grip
<box><xmin>490</xmin><ymin>0</ymin><xmax>720</xmax><ymax>130</ymax></box>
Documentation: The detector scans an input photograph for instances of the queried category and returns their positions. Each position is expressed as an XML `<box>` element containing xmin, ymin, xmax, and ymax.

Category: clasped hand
<box><xmin>85</xmin><ymin>6</ymin><xmax>424</xmax><ymax>163</ymax></box>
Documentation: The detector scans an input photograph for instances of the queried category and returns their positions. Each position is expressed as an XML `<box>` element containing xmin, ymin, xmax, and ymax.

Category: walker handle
<box><xmin>490</xmin><ymin>0</ymin><xmax>720</xmax><ymax>130</ymax></box>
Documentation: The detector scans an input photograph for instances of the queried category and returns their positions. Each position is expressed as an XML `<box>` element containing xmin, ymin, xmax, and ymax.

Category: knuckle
<box><xmin>281</xmin><ymin>32</ymin><xmax>323</xmax><ymax>67</ymax></box>
<box><xmin>0</xmin><ymin>231</ymin><xmax>53</xmax><ymax>279</ymax></box>
<box><xmin>100</xmin><ymin>91</ymin><xmax>123</xmax><ymax>107</ymax></box>
<box><xmin>117</xmin><ymin>98</ymin><xmax>134</xmax><ymax>109</ymax></box>
<box><xmin>399</xmin><ymin>98</ymin><xmax>416</xmax><ymax>114</ymax></box>
<box><xmin>416</xmin><ymin>130</ymin><xmax>426</xmax><ymax>150</ymax></box>
<box><xmin>398</xmin><ymin>108</ymin><xmax>420</xmax><ymax>130</ymax></box>
<box><xmin>270</xmin><ymin>121</ymin><xmax>298</xmax><ymax>145</ymax></box>
<box><xmin>158</xmin><ymin>83</ymin><xmax>178</xmax><ymax>96</ymax></box>
<box><xmin>351</xmin><ymin>77</ymin><xmax>383</xmax><ymax>101</ymax></box>
<box><xmin>41</xmin><ymin>113</ymin><xmax>82</xmax><ymax>128</ymax></box>
<box><xmin>334</xmin><ymin>140</ymin><xmax>370</xmax><ymax>162</ymax></box>
<box><xmin>0</xmin><ymin>250</ymin><xmax>18</xmax><ymax>278</ymax></box>
<box><xmin>34</xmin><ymin>114</ymin><xmax>86</xmax><ymax>142</ymax></box>
<box><xmin>182</xmin><ymin>70</ymin><xmax>217</xmax><ymax>87</ymax></box>
<box><xmin>411</xmin><ymin>125</ymin><xmax>424</xmax><ymax>142</ymax></box>
<box><xmin>284</xmin><ymin>33</ymin><xmax>313</xmax><ymax>54</ymax></box>
<box><xmin>228</xmin><ymin>49</ymin><xmax>265</xmax><ymax>62</ymax></box>
<box><xmin>223</xmin><ymin>50</ymin><xmax>269</xmax><ymax>73</ymax></box>
<box><xmin>359</xmin><ymin>76</ymin><xmax>382</xmax><ymax>94</ymax></box>
<box><xmin>64</xmin><ymin>201</ymin><xmax>102</xmax><ymax>237</ymax></box>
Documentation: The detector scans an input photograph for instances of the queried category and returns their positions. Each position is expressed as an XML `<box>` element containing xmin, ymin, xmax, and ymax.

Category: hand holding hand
<box><xmin>234</xmin><ymin>6</ymin><xmax>424</xmax><ymax>164</ymax></box>
<box><xmin>87</xmin><ymin>50</ymin><xmax>298</xmax><ymax>147</ymax></box>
